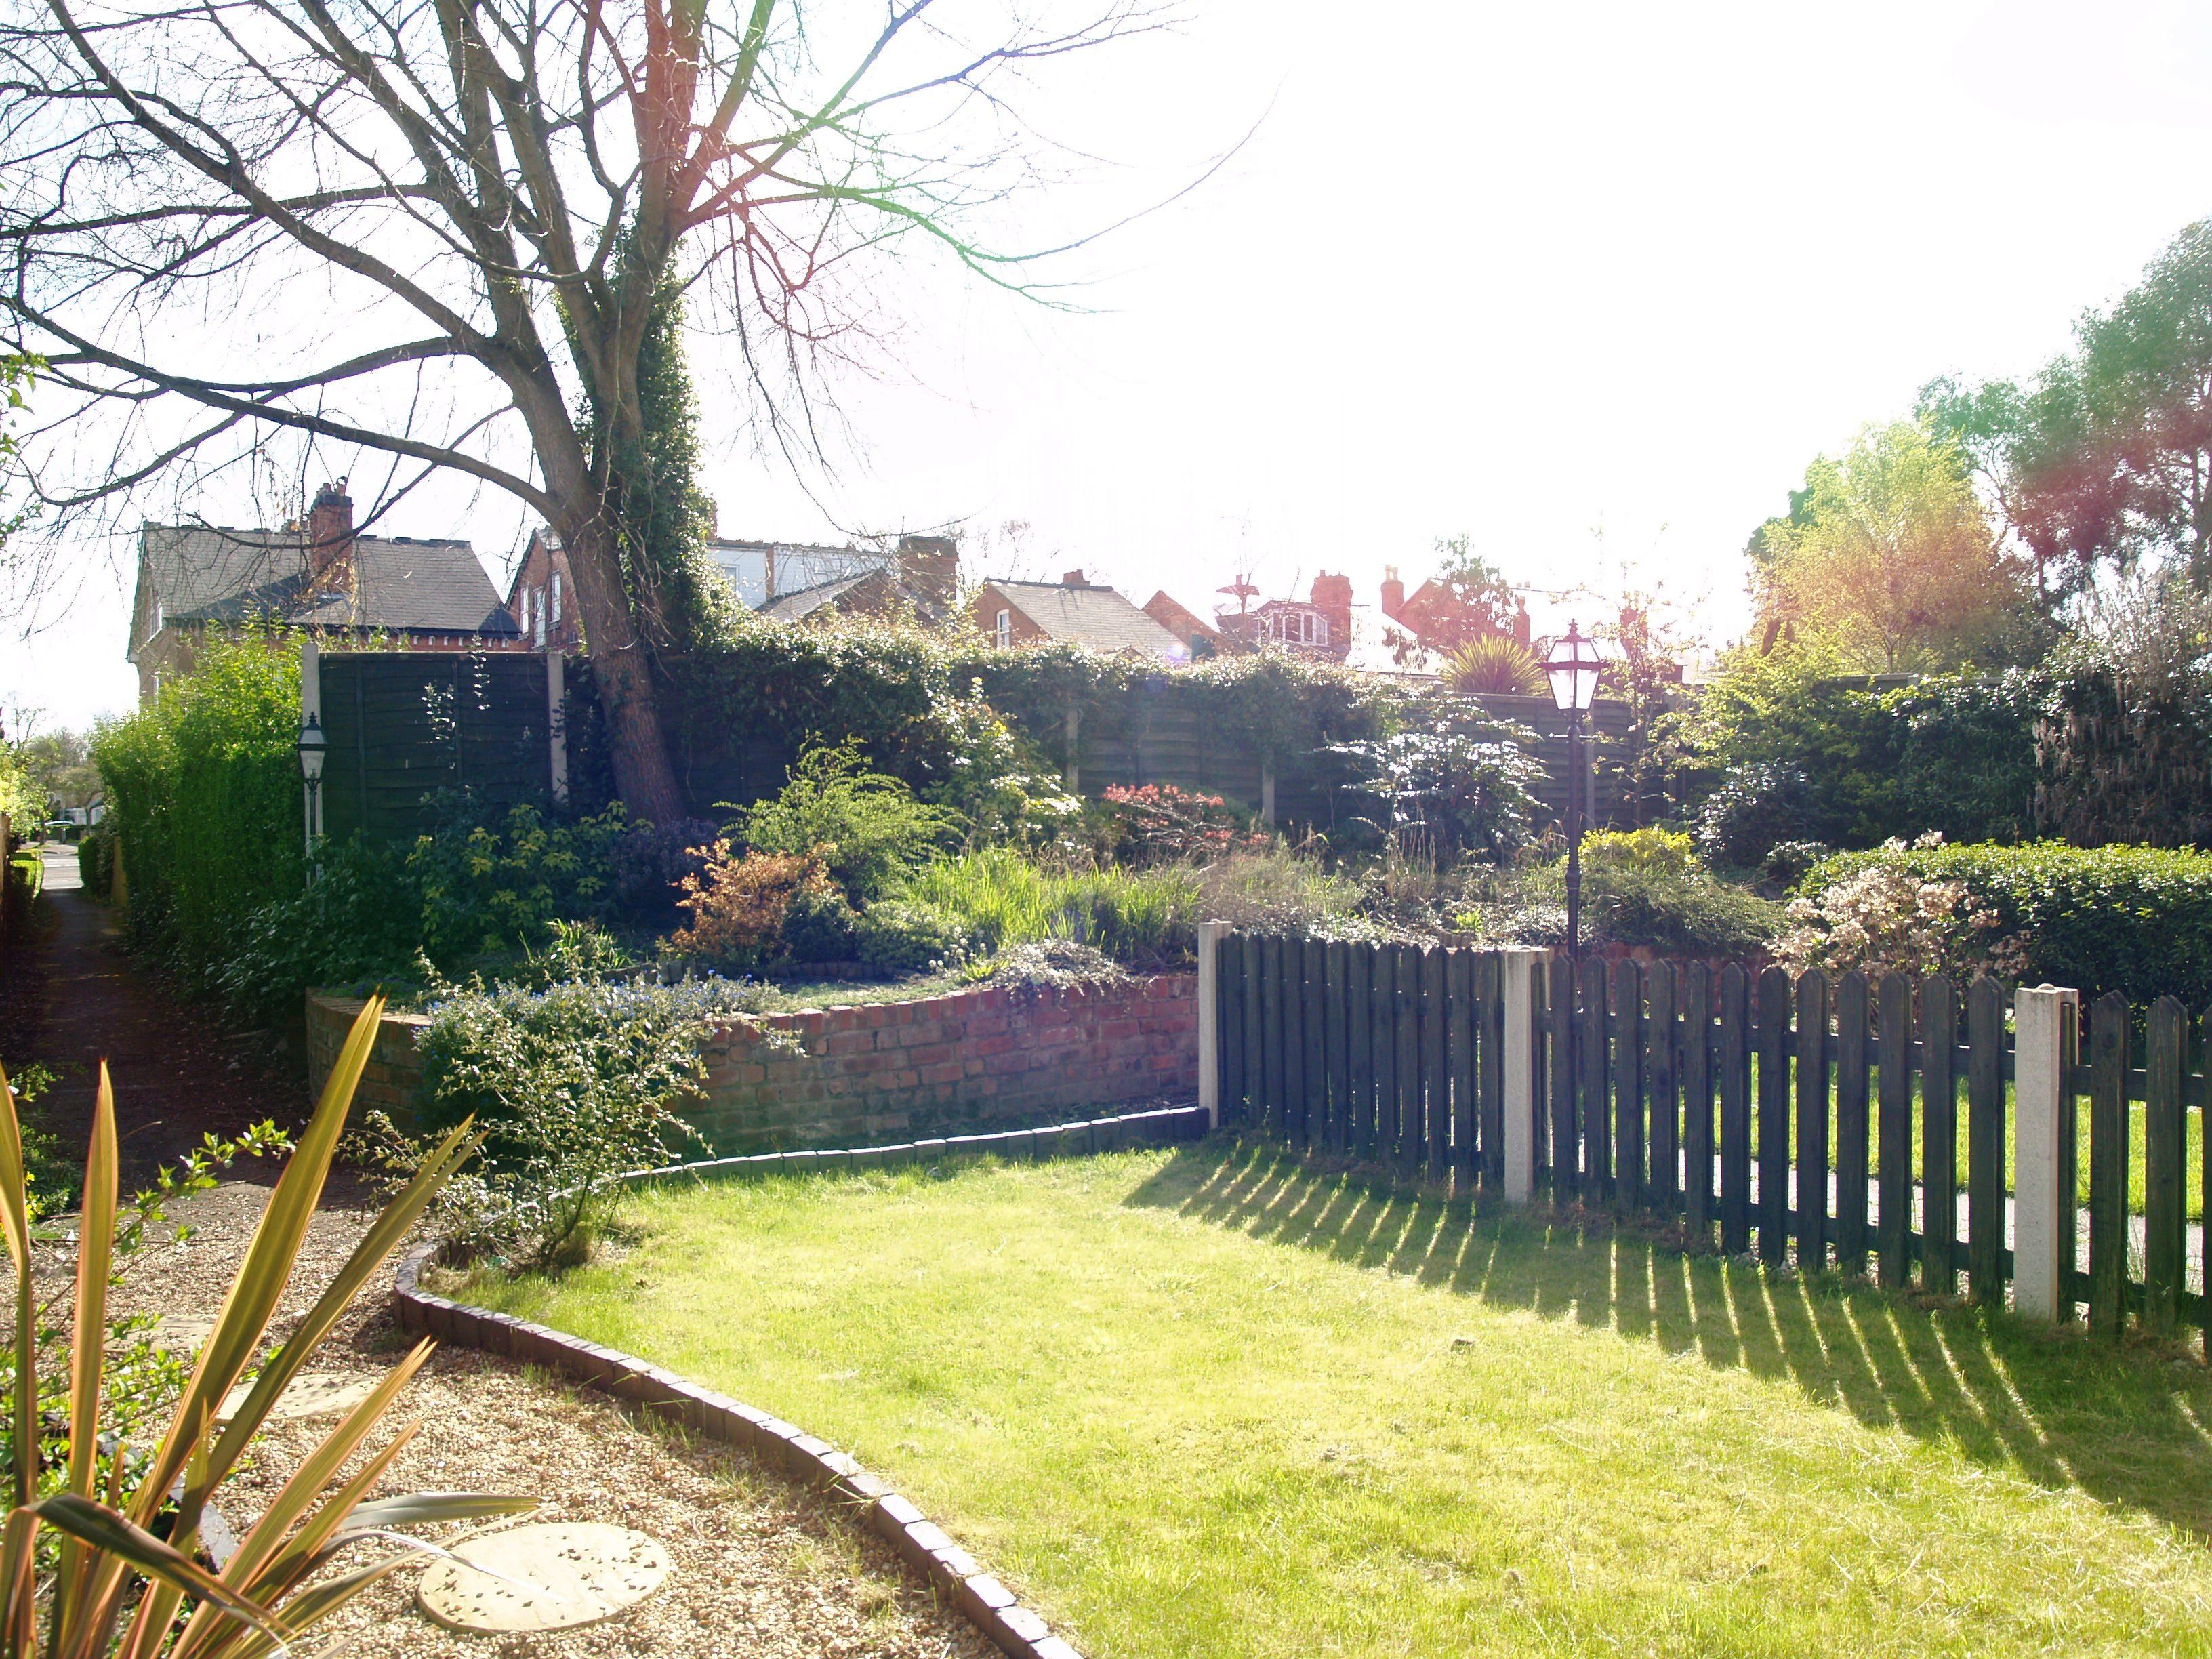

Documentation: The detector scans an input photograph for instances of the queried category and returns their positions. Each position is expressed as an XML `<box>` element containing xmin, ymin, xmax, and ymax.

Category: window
<box><xmin>995</xmin><ymin>607</ymin><xmax>1012</xmax><ymax>648</ymax></box>
<box><xmin>533</xmin><ymin>585</ymin><xmax>546</xmax><ymax>646</ymax></box>
<box><xmin>551</xmin><ymin>572</ymin><xmax>562</xmax><ymax>626</ymax></box>
<box><xmin>1263</xmin><ymin>609</ymin><xmax>1324</xmax><ymax>646</ymax></box>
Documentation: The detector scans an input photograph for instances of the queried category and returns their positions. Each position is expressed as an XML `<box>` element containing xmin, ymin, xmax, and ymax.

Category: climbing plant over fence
<box><xmin>1209</xmin><ymin>931</ymin><xmax>2207</xmax><ymax>1343</ymax></box>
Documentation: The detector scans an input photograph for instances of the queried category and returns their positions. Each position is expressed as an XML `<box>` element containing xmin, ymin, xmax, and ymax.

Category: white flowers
<box><xmin>1777</xmin><ymin>841</ymin><xmax>2030</xmax><ymax>983</ymax></box>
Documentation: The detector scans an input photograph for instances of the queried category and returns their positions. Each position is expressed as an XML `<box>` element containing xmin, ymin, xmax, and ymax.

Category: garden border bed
<box><xmin>394</xmin><ymin>1101</ymin><xmax>1211</xmax><ymax>1659</ymax></box>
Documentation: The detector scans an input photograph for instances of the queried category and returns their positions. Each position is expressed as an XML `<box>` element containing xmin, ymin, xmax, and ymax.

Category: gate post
<box><xmin>2013</xmin><ymin>983</ymin><xmax>2080</xmax><ymax>1323</ymax></box>
<box><xmin>1500</xmin><ymin>947</ymin><xmax>1549</xmax><ymax>1202</ymax></box>
<box><xmin>1197</xmin><ymin>920</ymin><xmax>1226</xmax><ymax>1130</ymax></box>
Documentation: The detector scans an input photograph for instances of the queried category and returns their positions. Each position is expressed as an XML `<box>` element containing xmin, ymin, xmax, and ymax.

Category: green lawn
<box><xmin>466</xmin><ymin>1142</ymin><xmax>2212</xmax><ymax>1658</ymax></box>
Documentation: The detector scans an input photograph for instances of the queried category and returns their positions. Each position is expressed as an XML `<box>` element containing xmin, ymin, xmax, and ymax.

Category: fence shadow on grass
<box><xmin>1123</xmin><ymin>1136</ymin><xmax>2212</xmax><ymax>1543</ymax></box>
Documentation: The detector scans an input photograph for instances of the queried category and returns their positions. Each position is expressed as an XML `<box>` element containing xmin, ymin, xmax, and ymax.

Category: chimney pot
<box><xmin>1062</xmin><ymin>568</ymin><xmax>1087</xmax><ymax>588</ymax></box>
<box><xmin>1380</xmin><ymin>566</ymin><xmax>1406</xmax><ymax>621</ymax></box>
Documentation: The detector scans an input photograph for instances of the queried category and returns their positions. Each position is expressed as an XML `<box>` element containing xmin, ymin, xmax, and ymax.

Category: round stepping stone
<box><xmin>218</xmin><ymin>1373</ymin><xmax>378</xmax><ymax>1425</ymax></box>
<box><xmin>417</xmin><ymin>1523</ymin><xmax>672</xmax><ymax>1633</ymax></box>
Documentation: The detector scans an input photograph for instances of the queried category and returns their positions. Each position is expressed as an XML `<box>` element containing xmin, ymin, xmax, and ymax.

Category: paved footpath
<box><xmin>0</xmin><ymin>844</ymin><xmax>307</xmax><ymax>1186</ymax></box>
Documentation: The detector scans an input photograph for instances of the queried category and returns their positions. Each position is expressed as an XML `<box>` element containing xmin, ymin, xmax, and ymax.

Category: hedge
<box><xmin>89</xmin><ymin>630</ymin><xmax>303</xmax><ymax>980</ymax></box>
<box><xmin>1803</xmin><ymin>840</ymin><xmax>2212</xmax><ymax>1006</ymax></box>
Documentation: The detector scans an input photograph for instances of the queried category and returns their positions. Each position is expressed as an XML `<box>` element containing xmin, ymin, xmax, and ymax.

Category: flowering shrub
<box><xmin>1102</xmin><ymin>783</ymin><xmax>1265</xmax><ymax>864</ymax></box>
<box><xmin>1776</xmin><ymin>835</ymin><xmax>2030</xmax><ymax>983</ymax></box>
<box><xmin>668</xmin><ymin>844</ymin><xmax>828</xmax><ymax>968</ymax></box>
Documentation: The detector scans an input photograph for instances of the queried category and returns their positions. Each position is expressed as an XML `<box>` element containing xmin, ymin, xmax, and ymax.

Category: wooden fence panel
<box><xmin>1921</xmin><ymin>975</ymin><xmax>1959</xmax><ymax>1298</ymax></box>
<box><xmin>2143</xmin><ymin>996</ymin><xmax>2188</xmax><ymax>1336</ymax></box>
<box><xmin>1647</xmin><ymin>964</ymin><xmax>1678</xmax><ymax>1212</ymax></box>
<box><xmin>2088</xmin><ymin>991</ymin><xmax>2130</xmax><ymax>1338</ymax></box>
<box><xmin>1219</xmin><ymin>937</ymin><xmax>1246</xmax><ymax>1122</ymax></box>
<box><xmin>1876</xmin><ymin>972</ymin><xmax>1913</xmax><ymax>1290</ymax></box>
<box><xmin>1347</xmin><ymin>943</ymin><xmax>1374</xmax><ymax>1156</ymax></box>
<box><xmin>1448</xmin><ymin>949</ymin><xmax>1476</xmax><ymax>1191</ymax></box>
<box><xmin>1240</xmin><ymin>935</ymin><xmax>1265</xmax><ymax>1127</ymax></box>
<box><xmin>1795</xmin><ymin>970</ymin><xmax>1830</xmax><ymax>1269</ymax></box>
<box><xmin>1477</xmin><ymin>951</ymin><xmax>1504</xmax><ymax>1186</ymax></box>
<box><xmin>1684</xmin><ymin>965</ymin><xmax>1714</xmax><ymax>1239</ymax></box>
<box><xmin>1395</xmin><ymin>944</ymin><xmax>1421</xmax><ymax>1181</ymax></box>
<box><xmin>1756</xmin><ymin>966</ymin><xmax>1792</xmax><ymax>1267</ymax></box>
<box><xmin>1549</xmin><ymin>954</ymin><xmax>1577</xmax><ymax>1195</ymax></box>
<box><xmin>1300</xmin><ymin>938</ymin><xmax>1326</xmax><ymax>1153</ymax></box>
<box><xmin>1966</xmin><ymin>976</ymin><xmax>2007</xmax><ymax>1307</ymax></box>
<box><xmin>1578</xmin><ymin>955</ymin><xmax>1610</xmax><ymax>1205</ymax></box>
<box><xmin>1718</xmin><ymin>965</ymin><xmax>1751</xmax><ymax>1254</ymax></box>
<box><xmin>1612</xmin><ymin>959</ymin><xmax>1644</xmax><ymax>1213</ymax></box>
<box><xmin>1372</xmin><ymin>945</ymin><xmax>1397</xmax><ymax>1166</ymax></box>
<box><xmin>1259</xmin><ymin>937</ymin><xmax>1284</xmax><ymax>1138</ymax></box>
<box><xmin>1423</xmin><ymin>946</ymin><xmax>1450</xmax><ymax>1182</ymax></box>
<box><xmin>1832</xmin><ymin>972</ymin><xmax>1870</xmax><ymax>1277</ymax></box>
<box><xmin>1282</xmin><ymin>937</ymin><xmax>1308</xmax><ymax>1146</ymax></box>
<box><xmin>1324</xmin><ymin>941</ymin><xmax>1351</xmax><ymax>1153</ymax></box>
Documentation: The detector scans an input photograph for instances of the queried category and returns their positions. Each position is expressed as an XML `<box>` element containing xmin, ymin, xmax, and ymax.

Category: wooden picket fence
<box><xmin>1212</xmin><ymin>931</ymin><xmax>2209</xmax><ymax>1340</ymax></box>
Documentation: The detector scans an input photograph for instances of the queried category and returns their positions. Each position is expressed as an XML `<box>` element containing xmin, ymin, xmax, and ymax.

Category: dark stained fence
<box><xmin>1214</xmin><ymin>931</ymin><xmax>2209</xmax><ymax>1341</ymax></box>
<box><xmin>1214</xmin><ymin>932</ymin><xmax>1511</xmax><ymax>1193</ymax></box>
<box><xmin>319</xmin><ymin>652</ymin><xmax>561</xmax><ymax>842</ymax></box>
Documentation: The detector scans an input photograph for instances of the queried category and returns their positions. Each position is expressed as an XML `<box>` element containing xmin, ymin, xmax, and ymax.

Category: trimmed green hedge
<box><xmin>1803</xmin><ymin>840</ymin><xmax>2212</xmax><ymax>1006</ymax></box>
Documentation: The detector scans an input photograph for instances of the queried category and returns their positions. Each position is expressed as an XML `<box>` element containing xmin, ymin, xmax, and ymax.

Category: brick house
<box><xmin>1140</xmin><ymin>590</ymin><xmax>1223</xmax><ymax>658</ymax></box>
<box><xmin>127</xmin><ymin>480</ymin><xmax>523</xmax><ymax>705</ymax></box>
<box><xmin>970</xmin><ymin>570</ymin><xmax>1187</xmax><ymax>661</ymax></box>
<box><xmin>1214</xmin><ymin>571</ymin><xmax>1355</xmax><ymax>663</ymax></box>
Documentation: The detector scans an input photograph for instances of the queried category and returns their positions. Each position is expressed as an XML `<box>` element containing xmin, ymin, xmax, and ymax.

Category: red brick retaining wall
<box><xmin>306</xmin><ymin>974</ymin><xmax>1199</xmax><ymax>1152</ymax></box>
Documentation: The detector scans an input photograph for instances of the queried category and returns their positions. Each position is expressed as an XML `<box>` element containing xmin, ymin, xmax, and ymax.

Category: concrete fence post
<box><xmin>1197</xmin><ymin>920</ymin><xmax>1225</xmax><ymax>1130</ymax></box>
<box><xmin>2013</xmin><ymin>983</ymin><xmax>2080</xmax><ymax>1323</ymax></box>
<box><xmin>1500</xmin><ymin>947</ymin><xmax>1549</xmax><ymax>1202</ymax></box>
<box><xmin>546</xmin><ymin>650</ymin><xmax>569</xmax><ymax>806</ymax></box>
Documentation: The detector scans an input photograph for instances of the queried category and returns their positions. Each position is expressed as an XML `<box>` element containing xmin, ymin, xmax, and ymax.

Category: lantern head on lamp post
<box><xmin>296</xmin><ymin>710</ymin><xmax>327</xmax><ymax>874</ymax></box>
<box><xmin>1543</xmin><ymin>621</ymin><xmax>1602</xmax><ymax>969</ymax></box>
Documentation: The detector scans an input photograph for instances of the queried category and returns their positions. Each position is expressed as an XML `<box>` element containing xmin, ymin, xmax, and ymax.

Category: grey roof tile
<box><xmin>141</xmin><ymin>525</ymin><xmax>518</xmax><ymax>638</ymax></box>
<box><xmin>985</xmin><ymin>579</ymin><xmax>1185</xmax><ymax>658</ymax></box>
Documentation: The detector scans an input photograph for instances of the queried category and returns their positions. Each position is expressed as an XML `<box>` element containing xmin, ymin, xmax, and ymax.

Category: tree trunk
<box><xmin>560</xmin><ymin>514</ymin><xmax>688</xmax><ymax>825</ymax></box>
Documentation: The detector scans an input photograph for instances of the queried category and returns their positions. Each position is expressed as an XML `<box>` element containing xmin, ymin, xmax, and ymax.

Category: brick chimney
<box><xmin>1310</xmin><ymin>571</ymin><xmax>1352</xmax><ymax>651</ymax></box>
<box><xmin>306</xmin><ymin>479</ymin><xmax>356</xmax><ymax>587</ymax></box>
<box><xmin>1380</xmin><ymin>565</ymin><xmax>1405</xmax><ymax>620</ymax></box>
<box><xmin>1062</xmin><ymin>569</ymin><xmax>1088</xmax><ymax>588</ymax></box>
<box><xmin>895</xmin><ymin>533</ymin><xmax>958</xmax><ymax>617</ymax></box>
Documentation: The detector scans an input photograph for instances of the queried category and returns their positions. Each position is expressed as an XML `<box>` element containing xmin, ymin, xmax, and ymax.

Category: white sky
<box><xmin>9</xmin><ymin>0</ymin><xmax>2212</xmax><ymax>733</ymax></box>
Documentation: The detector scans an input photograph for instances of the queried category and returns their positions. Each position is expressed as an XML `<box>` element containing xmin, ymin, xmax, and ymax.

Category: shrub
<box><xmin>1187</xmin><ymin>847</ymin><xmax>1366</xmax><ymax>937</ymax></box>
<box><xmin>216</xmin><ymin>838</ymin><xmax>428</xmax><ymax>1021</ymax></box>
<box><xmin>409</xmin><ymin>796</ymin><xmax>630</xmax><ymax>961</ymax></box>
<box><xmin>1101</xmin><ymin>783</ymin><xmax>1264</xmax><ymax>865</ymax></box>
<box><xmin>853</xmin><ymin>897</ymin><xmax>972</xmax><ymax>972</ymax></box>
<box><xmin>75</xmin><ymin>823</ymin><xmax>113</xmax><ymax>897</ymax></box>
<box><xmin>607</xmin><ymin>814</ymin><xmax>720</xmax><ymax>922</ymax></box>
<box><xmin>411</xmin><ymin>977</ymin><xmax>768</xmax><ymax>1265</ymax></box>
<box><xmin>779</xmin><ymin>880</ymin><xmax>863</xmax><ymax>962</ymax></box>
<box><xmin>1797</xmin><ymin>838</ymin><xmax>2212</xmax><ymax>1004</ymax></box>
<box><xmin>1582</xmin><ymin>827</ymin><xmax>1698</xmax><ymax>877</ymax></box>
<box><xmin>1329</xmin><ymin>721</ymin><xmax>1547</xmax><ymax>862</ymax></box>
<box><xmin>669</xmin><ymin>843</ymin><xmax>824</xmax><ymax>969</ymax></box>
<box><xmin>1778</xmin><ymin>838</ymin><xmax>2029</xmax><ymax>983</ymax></box>
<box><xmin>741</xmin><ymin>743</ymin><xmax>962</xmax><ymax>903</ymax></box>
<box><xmin>90</xmin><ymin>628</ymin><xmax>303</xmax><ymax>978</ymax></box>
<box><xmin>1460</xmin><ymin>854</ymin><xmax>1780</xmax><ymax>957</ymax></box>
<box><xmin>1696</xmin><ymin>762</ymin><xmax>1824</xmax><ymax>869</ymax></box>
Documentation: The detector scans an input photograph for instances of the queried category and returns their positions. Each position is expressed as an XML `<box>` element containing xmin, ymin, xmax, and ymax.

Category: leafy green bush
<box><xmin>1328</xmin><ymin>720</ymin><xmax>1547</xmax><ymax>862</ymax></box>
<box><xmin>215</xmin><ymin>838</ymin><xmax>427</xmax><ymax>1021</ymax></box>
<box><xmin>90</xmin><ymin>629</ymin><xmax>303</xmax><ymax>978</ymax></box>
<box><xmin>1460</xmin><ymin>851</ymin><xmax>1779</xmax><ymax>957</ymax></box>
<box><xmin>853</xmin><ymin>897</ymin><xmax>972</xmax><ymax>972</ymax></box>
<box><xmin>741</xmin><ymin>743</ymin><xmax>961</xmax><ymax>903</ymax></box>
<box><xmin>410</xmin><ymin>796</ymin><xmax>632</xmax><ymax>961</ymax></box>
<box><xmin>409</xmin><ymin>977</ymin><xmax>769</xmax><ymax>1265</ymax></box>
<box><xmin>1801</xmin><ymin>839</ymin><xmax>2212</xmax><ymax>1004</ymax></box>
<box><xmin>76</xmin><ymin>823</ymin><xmax>113</xmax><ymax>897</ymax></box>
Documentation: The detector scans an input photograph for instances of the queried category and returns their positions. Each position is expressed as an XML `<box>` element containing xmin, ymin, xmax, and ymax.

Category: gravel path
<box><xmin>115</xmin><ymin>1181</ymin><xmax>994</xmax><ymax>1658</ymax></box>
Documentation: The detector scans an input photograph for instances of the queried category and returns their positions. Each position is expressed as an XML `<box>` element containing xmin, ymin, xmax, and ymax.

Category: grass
<box><xmin>903</xmin><ymin>848</ymin><xmax>1199</xmax><ymax>966</ymax></box>
<box><xmin>1734</xmin><ymin>1059</ymin><xmax>2207</xmax><ymax>1223</ymax></box>
<box><xmin>466</xmin><ymin>1141</ymin><xmax>2212</xmax><ymax>1658</ymax></box>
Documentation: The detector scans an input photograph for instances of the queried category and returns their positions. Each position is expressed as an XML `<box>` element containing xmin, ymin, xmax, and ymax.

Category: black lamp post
<box><xmin>297</xmin><ymin>710</ymin><xmax>327</xmax><ymax>876</ymax></box>
<box><xmin>1544</xmin><ymin>620</ymin><xmax>1603</xmax><ymax>968</ymax></box>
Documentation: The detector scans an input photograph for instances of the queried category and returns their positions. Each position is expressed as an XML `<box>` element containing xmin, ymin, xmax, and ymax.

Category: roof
<box><xmin>1143</xmin><ymin>590</ymin><xmax>1221</xmax><ymax>647</ymax></box>
<box><xmin>706</xmin><ymin>537</ymin><xmax>886</xmax><ymax>609</ymax></box>
<box><xmin>985</xmin><ymin>579</ymin><xmax>1187</xmax><ymax>659</ymax></box>
<box><xmin>137</xmin><ymin>525</ymin><xmax>516</xmax><ymax>647</ymax></box>
<box><xmin>759</xmin><ymin>573</ymin><xmax>874</xmax><ymax>624</ymax></box>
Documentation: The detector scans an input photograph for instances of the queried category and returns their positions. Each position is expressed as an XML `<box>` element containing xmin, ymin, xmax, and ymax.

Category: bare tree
<box><xmin>0</xmin><ymin>0</ymin><xmax>1161</xmax><ymax>820</ymax></box>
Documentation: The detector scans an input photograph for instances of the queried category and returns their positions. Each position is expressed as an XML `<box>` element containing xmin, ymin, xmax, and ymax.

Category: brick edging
<box><xmin>388</xmin><ymin>1105</ymin><xmax>1215</xmax><ymax>1659</ymax></box>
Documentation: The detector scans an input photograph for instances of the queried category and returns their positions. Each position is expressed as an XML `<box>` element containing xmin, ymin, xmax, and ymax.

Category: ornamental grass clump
<box><xmin>0</xmin><ymin>1001</ymin><xmax>533</xmax><ymax>1658</ymax></box>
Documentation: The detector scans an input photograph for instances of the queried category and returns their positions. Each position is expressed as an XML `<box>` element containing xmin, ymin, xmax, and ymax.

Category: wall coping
<box><xmin>392</xmin><ymin>1105</ymin><xmax>1208</xmax><ymax>1659</ymax></box>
